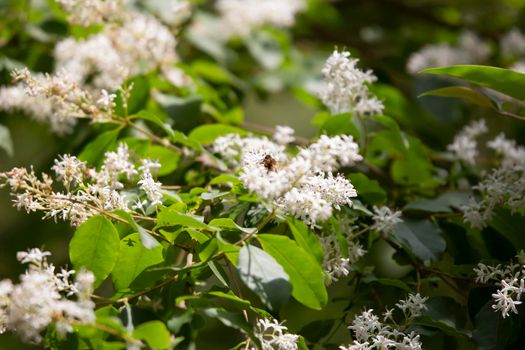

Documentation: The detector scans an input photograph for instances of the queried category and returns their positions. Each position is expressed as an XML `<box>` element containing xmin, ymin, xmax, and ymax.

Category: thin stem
<box><xmin>235</xmin><ymin>209</ymin><xmax>276</xmax><ymax>245</ymax></box>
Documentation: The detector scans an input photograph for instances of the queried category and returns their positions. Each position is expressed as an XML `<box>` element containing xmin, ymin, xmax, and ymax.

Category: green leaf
<box><xmin>191</xmin><ymin>60</ymin><xmax>239</xmax><ymax>85</ymax></box>
<box><xmin>201</xmin><ymin>308</ymin><xmax>252</xmax><ymax>334</ymax></box>
<box><xmin>489</xmin><ymin>208</ymin><xmax>525</xmax><ymax>250</ymax></box>
<box><xmin>156</xmin><ymin>207</ymin><xmax>213</xmax><ymax>231</ymax></box>
<box><xmin>472</xmin><ymin>301</ymin><xmax>517</xmax><ymax>350</ymax></box>
<box><xmin>287</xmin><ymin>218</ymin><xmax>324</xmax><ymax>265</ymax></box>
<box><xmin>155</xmin><ymin>93</ymin><xmax>203</xmax><ymax>133</ymax></box>
<box><xmin>392</xmin><ymin>219</ymin><xmax>446</xmax><ymax>262</ymax></box>
<box><xmin>419</xmin><ymin>86</ymin><xmax>494</xmax><ymax>108</ymax></box>
<box><xmin>237</xmin><ymin>244</ymin><xmax>291</xmax><ymax>310</ymax></box>
<box><xmin>130</xmin><ymin>110</ymin><xmax>173</xmax><ymax>138</ymax></box>
<box><xmin>188</xmin><ymin>124</ymin><xmax>247</xmax><ymax>145</ymax></box>
<box><xmin>112</xmin><ymin>233</ymin><xmax>163</xmax><ymax>291</ymax></box>
<box><xmin>132</xmin><ymin>321</ymin><xmax>170</xmax><ymax>350</ymax></box>
<box><xmin>69</xmin><ymin>216</ymin><xmax>120</xmax><ymax>287</ymax></box>
<box><xmin>0</xmin><ymin>124</ymin><xmax>13</xmax><ymax>156</ymax></box>
<box><xmin>115</xmin><ymin>75</ymin><xmax>150</xmax><ymax>116</ymax></box>
<box><xmin>421</xmin><ymin>65</ymin><xmax>525</xmax><ymax>101</ymax></box>
<box><xmin>348</xmin><ymin>173</ymin><xmax>387</xmax><ymax>204</ymax></box>
<box><xmin>362</xmin><ymin>275</ymin><xmax>411</xmax><ymax>291</ymax></box>
<box><xmin>208</xmin><ymin>218</ymin><xmax>256</xmax><ymax>234</ymax></box>
<box><xmin>79</xmin><ymin>128</ymin><xmax>122</xmax><ymax>164</ymax></box>
<box><xmin>112</xmin><ymin>210</ymin><xmax>159</xmax><ymax>248</ymax></box>
<box><xmin>404</xmin><ymin>191</ymin><xmax>470</xmax><ymax>213</ymax></box>
<box><xmin>319</xmin><ymin>113</ymin><xmax>360</xmax><ymax>138</ymax></box>
<box><xmin>257</xmin><ymin>234</ymin><xmax>327</xmax><ymax>310</ymax></box>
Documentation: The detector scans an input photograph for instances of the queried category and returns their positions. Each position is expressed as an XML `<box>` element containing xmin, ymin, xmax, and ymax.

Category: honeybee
<box><xmin>260</xmin><ymin>154</ymin><xmax>278</xmax><ymax>172</ymax></box>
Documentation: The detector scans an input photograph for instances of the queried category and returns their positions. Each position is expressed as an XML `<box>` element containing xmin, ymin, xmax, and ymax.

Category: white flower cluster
<box><xmin>395</xmin><ymin>293</ymin><xmax>429</xmax><ymax>320</ymax></box>
<box><xmin>0</xmin><ymin>1</ymin><xmax>189</xmax><ymax>134</ymax></box>
<box><xmin>0</xmin><ymin>248</ymin><xmax>95</xmax><ymax>343</ymax></box>
<box><xmin>462</xmin><ymin>133</ymin><xmax>525</xmax><ymax>229</ymax></box>
<box><xmin>500</xmin><ymin>28</ymin><xmax>525</xmax><ymax>59</ymax></box>
<box><xmin>56</xmin><ymin>0</ymin><xmax>124</xmax><ymax>26</ymax></box>
<box><xmin>474</xmin><ymin>252</ymin><xmax>525</xmax><ymax>318</ymax></box>
<box><xmin>0</xmin><ymin>144</ymin><xmax>164</xmax><ymax>226</ymax></box>
<box><xmin>320</xmin><ymin>50</ymin><xmax>384</xmax><ymax>116</ymax></box>
<box><xmin>321</xmin><ymin>218</ymin><xmax>366</xmax><ymax>283</ymax></box>
<box><xmin>253</xmin><ymin>318</ymin><xmax>299</xmax><ymax>350</ymax></box>
<box><xmin>407</xmin><ymin>31</ymin><xmax>491</xmax><ymax>74</ymax></box>
<box><xmin>216</xmin><ymin>0</ymin><xmax>305</xmax><ymax>38</ymax></box>
<box><xmin>273</xmin><ymin>125</ymin><xmax>295</xmax><ymax>146</ymax></box>
<box><xmin>372</xmin><ymin>206</ymin><xmax>403</xmax><ymax>235</ymax></box>
<box><xmin>213</xmin><ymin>132</ymin><xmax>361</xmax><ymax>227</ymax></box>
<box><xmin>447</xmin><ymin>119</ymin><xmax>487</xmax><ymax>166</ymax></box>
<box><xmin>54</xmin><ymin>11</ymin><xmax>184</xmax><ymax>90</ymax></box>
<box><xmin>340</xmin><ymin>294</ymin><xmax>427</xmax><ymax>350</ymax></box>
<box><xmin>1</xmin><ymin>68</ymin><xmax>115</xmax><ymax>134</ymax></box>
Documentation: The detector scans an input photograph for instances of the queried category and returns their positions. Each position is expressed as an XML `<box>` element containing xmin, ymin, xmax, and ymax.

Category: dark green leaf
<box><xmin>79</xmin><ymin>128</ymin><xmax>121</xmax><ymax>164</ymax></box>
<box><xmin>392</xmin><ymin>219</ymin><xmax>446</xmax><ymax>262</ymax></box>
<box><xmin>489</xmin><ymin>208</ymin><xmax>525</xmax><ymax>250</ymax></box>
<box><xmin>201</xmin><ymin>308</ymin><xmax>252</xmax><ymax>334</ymax></box>
<box><xmin>348</xmin><ymin>173</ymin><xmax>387</xmax><ymax>204</ymax></box>
<box><xmin>472</xmin><ymin>301</ymin><xmax>517</xmax><ymax>350</ymax></box>
<box><xmin>420</xmin><ymin>86</ymin><xmax>494</xmax><ymax>108</ymax></box>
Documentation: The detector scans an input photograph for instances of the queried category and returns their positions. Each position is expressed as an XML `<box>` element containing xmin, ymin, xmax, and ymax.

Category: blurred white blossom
<box><xmin>447</xmin><ymin>119</ymin><xmax>487</xmax><ymax>166</ymax></box>
<box><xmin>216</xmin><ymin>0</ymin><xmax>305</xmax><ymax>38</ymax></box>
<box><xmin>407</xmin><ymin>31</ymin><xmax>490</xmax><ymax>74</ymax></box>
<box><xmin>500</xmin><ymin>28</ymin><xmax>525</xmax><ymax>58</ymax></box>
<box><xmin>462</xmin><ymin>132</ymin><xmax>525</xmax><ymax>229</ymax></box>
<box><xmin>273</xmin><ymin>125</ymin><xmax>295</xmax><ymax>145</ymax></box>
<box><xmin>320</xmin><ymin>50</ymin><xmax>384</xmax><ymax>116</ymax></box>
<box><xmin>0</xmin><ymin>248</ymin><xmax>95</xmax><ymax>343</ymax></box>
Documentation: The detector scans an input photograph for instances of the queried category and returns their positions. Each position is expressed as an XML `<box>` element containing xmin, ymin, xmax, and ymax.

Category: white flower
<box><xmin>254</xmin><ymin>318</ymin><xmax>299</xmax><ymax>350</ymax></box>
<box><xmin>52</xmin><ymin>155</ymin><xmax>87</xmax><ymax>188</ymax></box>
<box><xmin>216</xmin><ymin>131</ymin><xmax>361</xmax><ymax>227</ymax></box>
<box><xmin>1</xmin><ymin>249</ymin><xmax>95</xmax><ymax>343</ymax></box>
<box><xmin>500</xmin><ymin>28</ymin><xmax>525</xmax><ymax>58</ymax></box>
<box><xmin>407</xmin><ymin>31</ymin><xmax>490</xmax><ymax>73</ymax></box>
<box><xmin>372</xmin><ymin>206</ymin><xmax>402</xmax><ymax>235</ymax></box>
<box><xmin>273</xmin><ymin>125</ymin><xmax>295</xmax><ymax>145</ymax></box>
<box><xmin>320</xmin><ymin>50</ymin><xmax>383</xmax><ymax>116</ymax></box>
<box><xmin>56</xmin><ymin>0</ymin><xmax>123</xmax><ymax>26</ymax></box>
<box><xmin>138</xmin><ymin>170</ymin><xmax>164</xmax><ymax>206</ymax></box>
<box><xmin>16</xmin><ymin>248</ymin><xmax>51</xmax><ymax>266</ymax></box>
<box><xmin>395</xmin><ymin>293</ymin><xmax>428</xmax><ymax>319</ymax></box>
<box><xmin>447</xmin><ymin>119</ymin><xmax>487</xmax><ymax>165</ymax></box>
<box><xmin>300</xmin><ymin>134</ymin><xmax>363</xmax><ymax>172</ymax></box>
<box><xmin>96</xmin><ymin>89</ymin><xmax>116</xmax><ymax>108</ymax></box>
<box><xmin>343</xmin><ymin>301</ymin><xmax>424</xmax><ymax>350</ymax></box>
<box><xmin>216</xmin><ymin>0</ymin><xmax>305</xmax><ymax>38</ymax></box>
